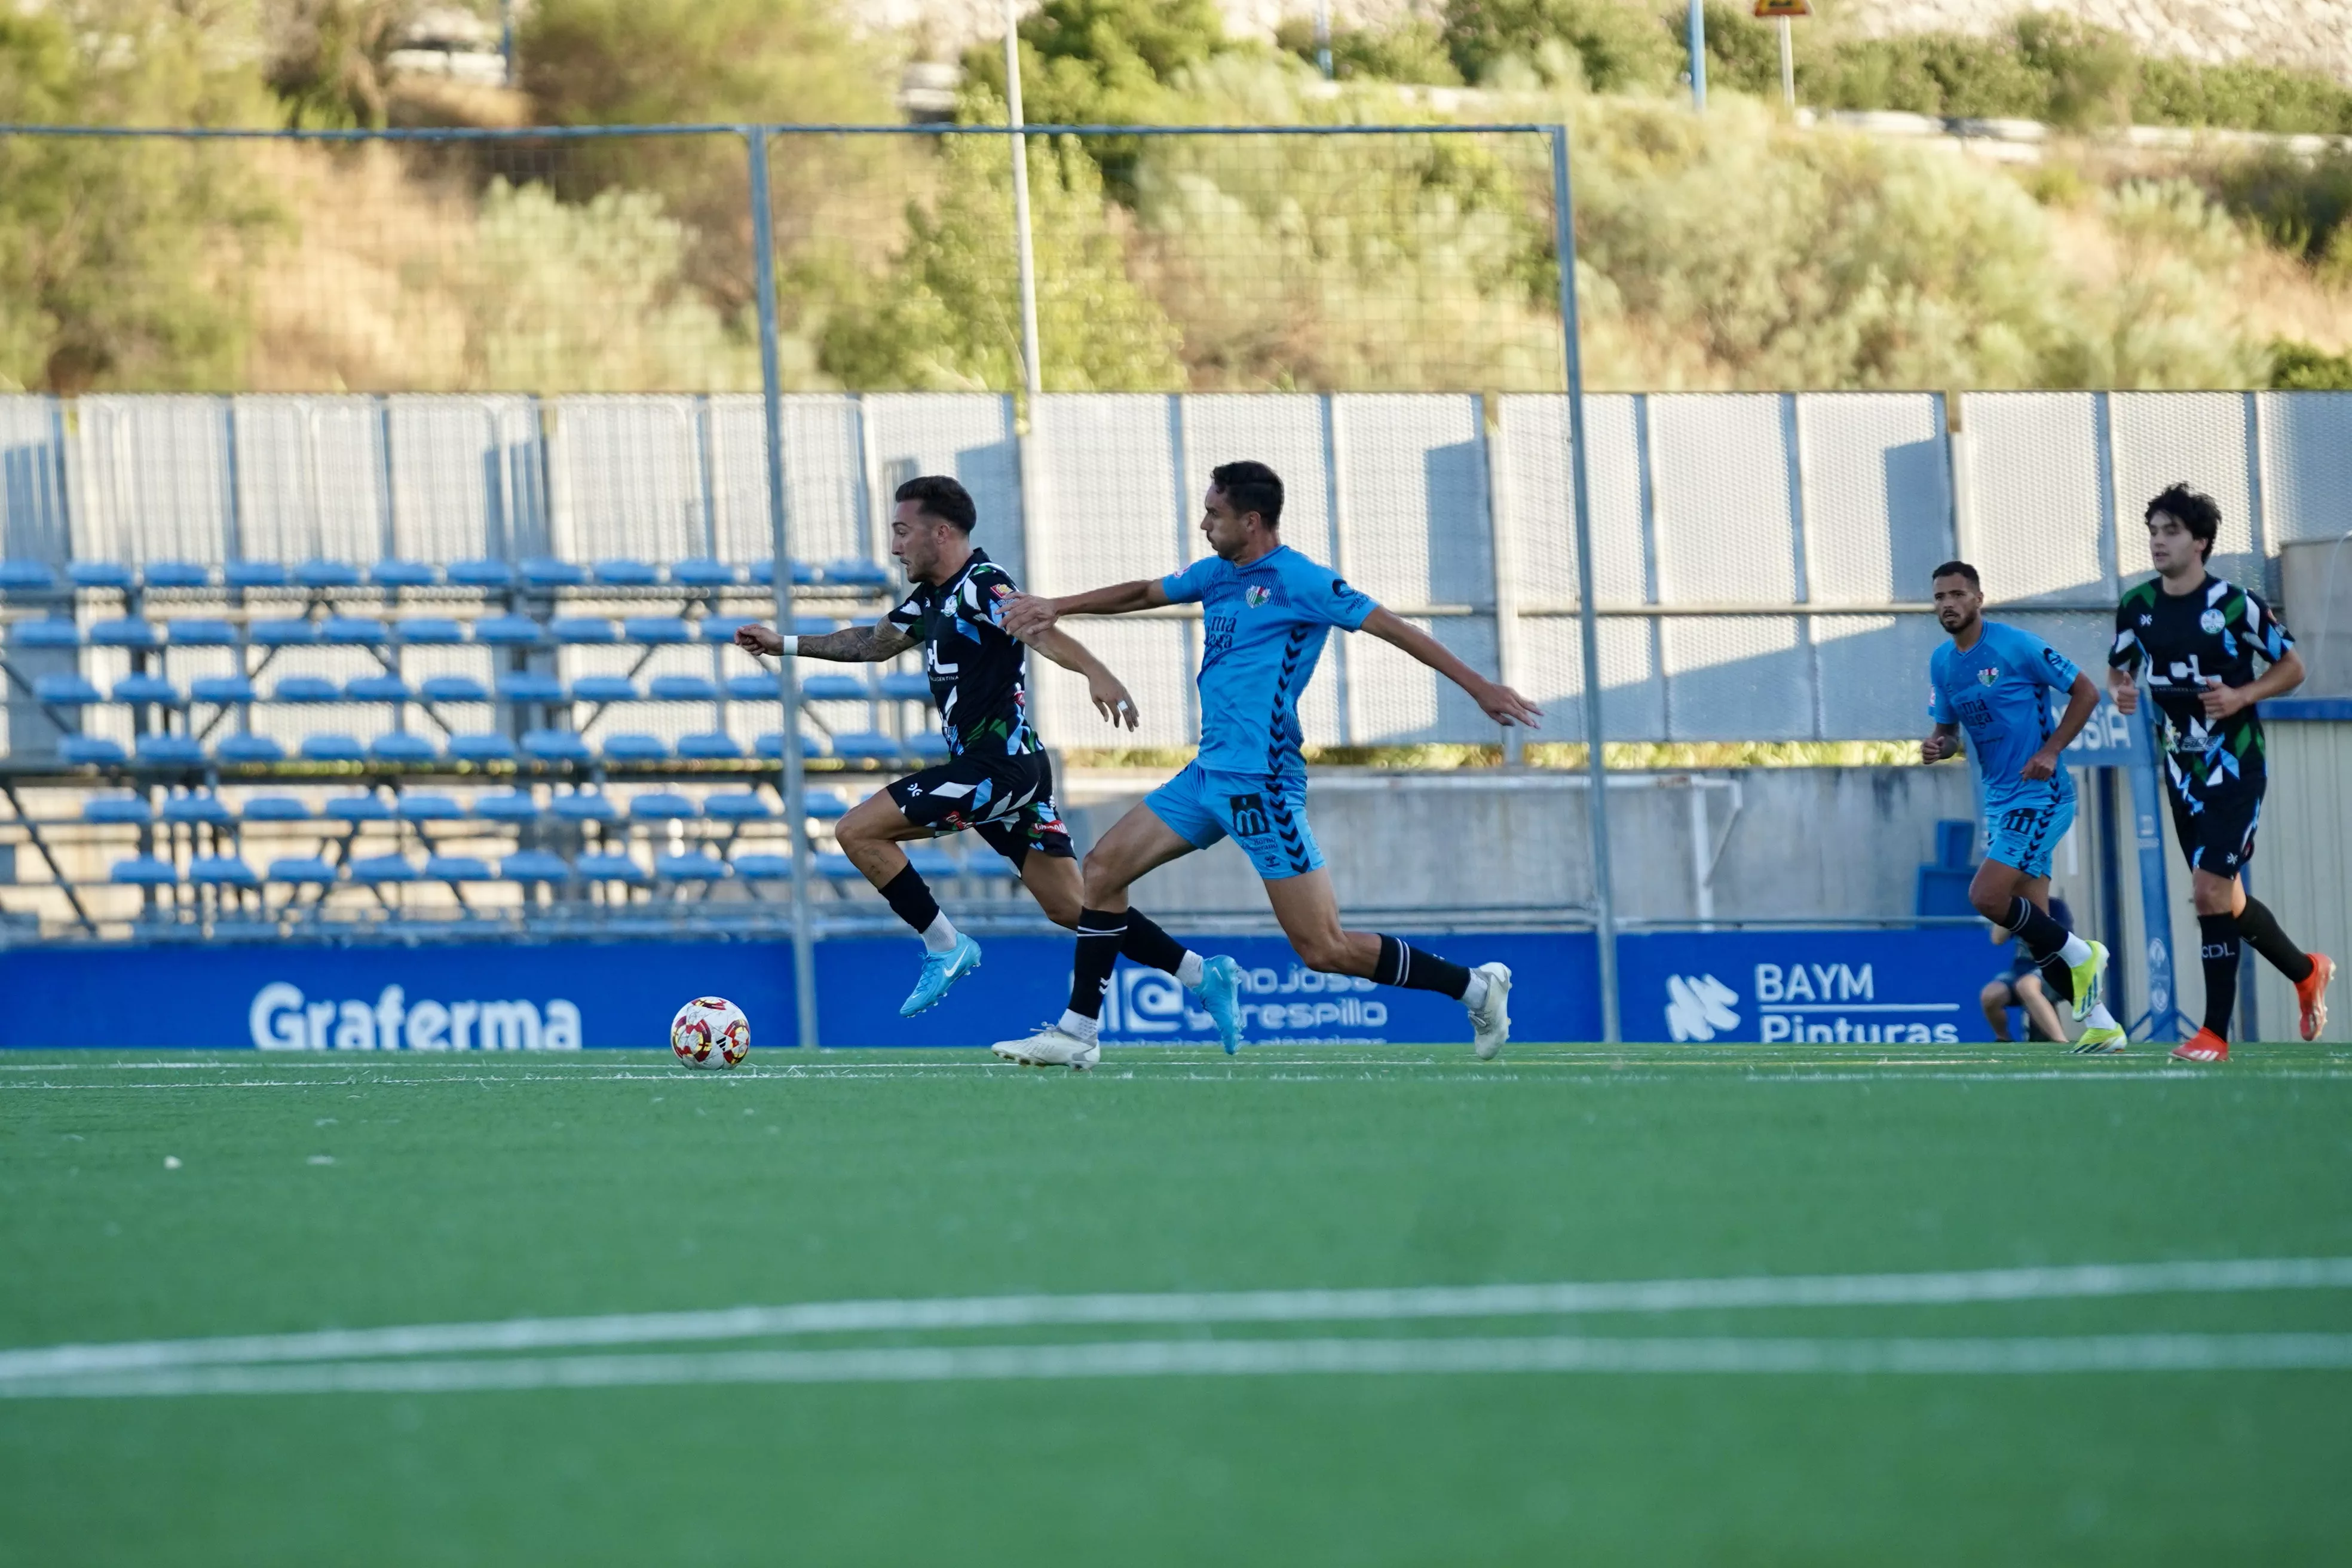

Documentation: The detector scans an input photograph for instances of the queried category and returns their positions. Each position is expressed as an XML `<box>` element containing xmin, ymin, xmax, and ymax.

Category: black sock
<box><xmin>2035</xmin><ymin>953</ymin><xmax>2076</xmax><ymax>1006</ymax></box>
<box><xmin>1372</xmin><ymin>935</ymin><xmax>1471</xmax><ymax>1000</ymax></box>
<box><xmin>877</xmin><ymin>863</ymin><xmax>940</xmax><ymax>935</ymax></box>
<box><xmin>2236</xmin><ymin>897</ymin><xmax>2314</xmax><ymax>984</ymax></box>
<box><xmin>1067</xmin><ymin>908</ymin><xmax>1125</xmax><ymax>1021</ymax></box>
<box><xmin>1119</xmin><ymin>908</ymin><xmax>1187</xmax><ymax>975</ymax></box>
<box><xmin>2002</xmin><ymin>896</ymin><xmax>2069</xmax><ymax>964</ymax></box>
<box><xmin>2198</xmin><ymin>913</ymin><xmax>2241</xmax><ymax>1039</ymax></box>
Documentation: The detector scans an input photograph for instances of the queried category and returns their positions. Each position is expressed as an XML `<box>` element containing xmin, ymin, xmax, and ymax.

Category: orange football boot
<box><xmin>2296</xmin><ymin>953</ymin><xmax>2333</xmax><ymax>1042</ymax></box>
<box><xmin>2170</xmin><ymin>1028</ymin><xmax>2229</xmax><ymax>1063</ymax></box>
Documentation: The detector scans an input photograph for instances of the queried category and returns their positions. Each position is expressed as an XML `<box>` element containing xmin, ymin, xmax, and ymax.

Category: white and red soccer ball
<box><xmin>670</xmin><ymin>997</ymin><xmax>751</xmax><ymax>1068</ymax></box>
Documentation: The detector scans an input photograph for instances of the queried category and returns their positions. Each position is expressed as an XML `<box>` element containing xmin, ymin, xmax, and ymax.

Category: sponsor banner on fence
<box><xmin>0</xmin><ymin>926</ymin><xmax>1991</xmax><ymax>1049</ymax></box>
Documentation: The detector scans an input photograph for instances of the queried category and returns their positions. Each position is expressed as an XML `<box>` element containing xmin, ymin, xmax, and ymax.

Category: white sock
<box><xmin>1056</xmin><ymin>1009</ymin><xmax>1099</xmax><ymax>1043</ymax></box>
<box><xmin>2058</xmin><ymin>933</ymin><xmax>2092</xmax><ymax>967</ymax></box>
<box><xmin>920</xmin><ymin>912</ymin><xmax>960</xmax><ymax>954</ymax></box>
<box><xmin>1460</xmin><ymin>971</ymin><xmax>1490</xmax><ymax>1012</ymax></box>
<box><xmin>1176</xmin><ymin>951</ymin><xmax>1205</xmax><ymax>988</ymax></box>
<box><xmin>2084</xmin><ymin>1002</ymin><xmax>2119</xmax><ymax>1031</ymax></box>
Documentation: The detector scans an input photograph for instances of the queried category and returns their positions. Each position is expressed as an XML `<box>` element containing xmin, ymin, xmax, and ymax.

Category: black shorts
<box><xmin>883</xmin><ymin>749</ymin><xmax>1073</xmax><ymax>869</ymax></box>
<box><xmin>2163</xmin><ymin>769</ymin><xmax>2262</xmax><ymax>878</ymax></box>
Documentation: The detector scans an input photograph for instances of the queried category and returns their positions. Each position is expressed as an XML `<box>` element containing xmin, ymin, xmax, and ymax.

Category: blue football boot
<box><xmin>1195</xmin><ymin>954</ymin><xmax>1245</xmax><ymax>1054</ymax></box>
<box><xmin>901</xmin><ymin>933</ymin><xmax>982</xmax><ymax>1017</ymax></box>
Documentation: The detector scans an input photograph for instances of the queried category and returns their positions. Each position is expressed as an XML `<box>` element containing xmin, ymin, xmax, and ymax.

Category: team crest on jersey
<box><xmin>1244</xmin><ymin>585</ymin><xmax>1272</xmax><ymax>609</ymax></box>
<box><xmin>2199</xmin><ymin>608</ymin><xmax>2225</xmax><ymax>634</ymax></box>
<box><xmin>1977</xmin><ymin>666</ymin><xmax>1999</xmax><ymax>685</ymax></box>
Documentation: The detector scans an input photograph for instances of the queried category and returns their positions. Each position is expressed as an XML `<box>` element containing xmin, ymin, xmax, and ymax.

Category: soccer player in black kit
<box><xmin>2107</xmin><ymin>483</ymin><xmax>2334</xmax><ymax>1060</ymax></box>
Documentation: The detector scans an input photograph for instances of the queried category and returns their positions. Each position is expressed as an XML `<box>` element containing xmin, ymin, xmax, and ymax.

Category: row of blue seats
<box><xmin>111</xmin><ymin>846</ymin><xmax>1006</xmax><ymax>889</ymax></box>
<box><xmin>31</xmin><ymin>670</ymin><xmax>932</xmax><ymax>706</ymax></box>
<box><xmin>74</xmin><ymin>788</ymin><xmax>855</xmax><ymax>826</ymax></box>
<box><xmin>0</xmin><ymin>558</ymin><xmax>892</xmax><ymax>592</ymax></box>
<box><xmin>50</xmin><ymin>728</ymin><xmax>944</xmax><ymax>767</ymax></box>
<box><xmin>7</xmin><ymin>612</ymin><xmax>850</xmax><ymax>648</ymax></box>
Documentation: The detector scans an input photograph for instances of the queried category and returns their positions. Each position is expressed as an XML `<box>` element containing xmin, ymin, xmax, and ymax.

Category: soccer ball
<box><xmin>671</xmin><ymin>997</ymin><xmax>751</xmax><ymax>1069</ymax></box>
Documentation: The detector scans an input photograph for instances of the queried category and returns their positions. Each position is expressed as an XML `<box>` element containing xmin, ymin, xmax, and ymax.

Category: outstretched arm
<box><xmin>1023</xmin><ymin>625</ymin><xmax>1141</xmax><ymax>731</ymax></box>
<box><xmin>734</xmin><ymin>621</ymin><xmax>917</xmax><ymax>664</ymax></box>
<box><xmin>1001</xmin><ymin>580</ymin><xmax>1168</xmax><ymax>639</ymax></box>
<box><xmin>1359</xmin><ymin>607</ymin><xmax>1542</xmax><ymax>728</ymax></box>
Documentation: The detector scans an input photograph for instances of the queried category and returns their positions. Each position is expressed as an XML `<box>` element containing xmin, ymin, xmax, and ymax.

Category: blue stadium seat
<box><xmin>111</xmin><ymin>856</ymin><xmax>179</xmax><ymax>885</ymax></box>
<box><xmin>733</xmin><ymin>853</ymin><xmax>792</xmax><ymax>880</ymax></box>
<box><xmin>446</xmin><ymin>733</ymin><xmax>519</xmax><ymax>764</ymax></box>
<box><xmin>60</xmin><ymin>736</ymin><xmax>128</xmax><ymax>765</ymax></box>
<box><xmin>825</xmin><ymin>559</ymin><xmax>892</xmax><ymax>589</ymax></box>
<box><xmin>446</xmin><ymin>559</ymin><xmax>514</xmax><ymax>588</ymax></box>
<box><xmin>469</xmin><ymin>789</ymin><xmax>540</xmax><ymax>822</ymax></box>
<box><xmin>906</xmin><ymin>848</ymin><xmax>960</xmax><ymax>878</ymax></box>
<box><xmin>628</xmin><ymin>792</ymin><xmax>699</xmax><ymax>821</ymax></box>
<box><xmin>675</xmin><ymin>733</ymin><xmax>743</xmax><ymax>761</ymax></box>
<box><xmin>83</xmin><ymin>795</ymin><xmax>152</xmax><ymax>824</ymax></box>
<box><xmin>11</xmin><ymin>618</ymin><xmax>79</xmax><ymax>648</ymax></box>
<box><xmin>474</xmin><ymin>614</ymin><xmax>543</xmax><ymax>647</ymax></box>
<box><xmin>166</xmin><ymin>618</ymin><xmax>237</xmax><ymax>647</ymax></box>
<box><xmin>70</xmin><ymin>561</ymin><xmax>136</xmax><ymax>590</ymax></box>
<box><xmin>396</xmin><ymin>618</ymin><xmax>468</xmax><ymax>645</ymax></box>
<box><xmin>656</xmin><ymin>851</ymin><xmax>730</xmax><ymax>881</ymax></box>
<box><xmin>214</xmin><ymin>734</ymin><xmax>284</xmax><ymax>764</ymax></box>
<box><xmin>299</xmin><ymin>734</ymin><xmax>366</xmax><ymax>762</ymax></box>
<box><xmin>421</xmin><ymin>675</ymin><xmax>490</xmax><ymax>703</ymax></box>
<box><xmin>698</xmin><ymin>616</ymin><xmax>753</xmax><ymax>644</ymax></box>
<box><xmin>296</xmin><ymin>561</ymin><xmax>363</xmax><ymax>589</ymax></box>
<box><xmin>520</xmin><ymin>558</ymin><xmax>586</xmax><ymax>588</ymax></box>
<box><xmin>273</xmin><ymin>676</ymin><xmax>340</xmax><ymax>703</ymax></box>
<box><xmin>223</xmin><ymin>561</ymin><xmax>288</xmax><ymax>589</ymax></box>
<box><xmin>574</xmin><ymin>853</ymin><xmax>645</xmax><ymax>883</ymax></box>
<box><xmin>0</xmin><ymin>561</ymin><xmax>57</xmax><ymax>589</ymax></box>
<box><xmin>648</xmin><ymin>674</ymin><xmax>719</xmax><ymax>702</ymax></box>
<box><xmin>191</xmin><ymin>675</ymin><xmax>257</xmax><ymax>705</ymax></box>
<box><xmin>602</xmin><ymin>733</ymin><xmax>669</xmax><ymax>762</ymax></box>
<box><xmin>369</xmin><ymin>559</ymin><xmax>437</xmax><ymax>587</ymax></box>
<box><xmin>596</xmin><ymin>559</ymin><xmax>661</xmax><ymax>586</ymax></box>
<box><xmin>424</xmin><ymin>855</ymin><xmax>495</xmax><ymax>883</ymax></box>
<box><xmin>833</xmin><ymin>732</ymin><xmax>899</xmax><ymax>761</ymax></box>
<box><xmin>803</xmin><ymin>675</ymin><xmax>869</xmax><ymax>702</ymax></box>
<box><xmin>569</xmin><ymin>675</ymin><xmax>639</xmax><ymax>704</ymax></box>
<box><xmin>751</xmin><ymin>559</ymin><xmax>820</xmax><ymax>587</ymax></box>
<box><xmin>804</xmin><ymin>791</ymin><xmax>850</xmax><ymax>820</ymax></box>
<box><xmin>350</xmin><ymin>854</ymin><xmax>418</xmax><ymax>883</ymax></box>
<box><xmin>241</xmin><ymin>795</ymin><xmax>312</xmax><ymax>822</ymax></box>
<box><xmin>550</xmin><ymin>792</ymin><xmax>617</xmax><ymax>822</ymax></box>
<box><xmin>725</xmin><ymin>673</ymin><xmax>781</xmax><ymax>701</ymax></box>
<box><xmin>905</xmin><ymin>734</ymin><xmax>951</xmax><ymax>764</ymax></box>
<box><xmin>499</xmin><ymin>851</ymin><xmax>571</xmax><ymax>883</ymax></box>
<box><xmin>112</xmin><ymin>674</ymin><xmax>182</xmax><ymax>706</ymax></box>
<box><xmin>324</xmin><ymin>794</ymin><xmax>394</xmax><ymax>822</ymax></box>
<box><xmin>143</xmin><ymin>562</ymin><xmax>211</xmax><ymax>589</ymax></box>
<box><xmin>396</xmin><ymin>793</ymin><xmax>466</xmax><ymax>821</ymax></box>
<box><xmin>878</xmin><ymin>672</ymin><xmax>933</xmax><ymax>702</ymax></box>
<box><xmin>265</xmin><ymin>856</ymin><xmax>337</xmax><ymax>884</ymax></box>
<box><xmin>134</xmin><ymin>734</ymin><xmax>206</xmax><ymax>766</ymax></box>
<box><xmin>250</xmin><ymin>618</ymin><xmax>321</xmax><ymax>647</ymax></box>
<box><xmin>495</xmin><ymin>672</ymin><xmax>566</xmax><ymax>704</ymax></box>
<box><xmin>88</xmin><ymin>617</ymin><xmax>160</xmax><ymax>648</ymax></box>
<box><xmin>815</xmin><ymin>852</ymin><xmax>862</xmax><ymax>880</ymax></box>
<box><xmin>368</xmin><ymin>733</ymin><xmax>437</xmax><ymax>765</ymax></box>
<box><xmin>672</xmin><ymin>559</ymin><xmax>736</xmax><ymax>587</ymax></box>
<box><xmin>621</xmin><ymin>616</ymin><xmax>691</xmax><ymax>644</ymax></box>
<box><xmin>161</xmin><ymin>794</ymin><xmax>234</xmax><ymax>825</ymax></box>
<box><xmin>189</xmin><ymin>856</ymin><xmax>259</xmax><ymax>887</ymax></box>
<box><xmin>702</xmin><ymin>791</ymin><xmax>773</xmax><ymax>820</ymax></box>
<box><xmin>34</xmin><ymin>673</ymin><xmax>103</xmax><ymax>706</ymax></box>
<box><xmin>550</xmin><ymin>617</ymin><xmax>617</xmax><ymax>645</ymax></box>
<box><xmin>755</xmin><ymin>733</ymin><xmax>824</xmax><ymax>760</ymax></box>
<box><xmin>520</xmin><ymin>729</ymin><xmax>593</xmax><ymax>763</ymax></box>
<box><xmin>320</xmin><ymin>617</ymin><xmax>388</xmax><ymax>645</ymax></box>
<box><xmin>345</xmin><ymin>675</ymin><xmax>415</xmax><ymax>704</ymax></box>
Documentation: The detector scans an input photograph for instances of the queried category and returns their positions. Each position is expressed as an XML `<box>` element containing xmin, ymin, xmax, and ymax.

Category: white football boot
<box><xmin>1468</xmin><ymin>963</ymin><xmax>1513</xmax><ymax>1059</ymax></box>
<box><xmin>991</xmin><ymin>1026</ymin><xmax>1101</xmax><ymax>1071</ymax></box>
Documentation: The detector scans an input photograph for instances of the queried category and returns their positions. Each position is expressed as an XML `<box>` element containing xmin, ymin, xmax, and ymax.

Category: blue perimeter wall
<box><xmin>0</xmin><ymin>927</ymin><xmax>1997</xmax><ymax>1049</ymax></box>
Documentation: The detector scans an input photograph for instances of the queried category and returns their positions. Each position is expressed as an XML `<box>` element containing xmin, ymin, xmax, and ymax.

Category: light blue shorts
<box><xmin>1982</xmin><ymin>789</ymin><xmax>2075</xmax><ymax>881</ymax></box>
<box><xmin>1146</xmin><ymin>762</ymin><xmax>1324</xmax><ymax>881</ymax></box>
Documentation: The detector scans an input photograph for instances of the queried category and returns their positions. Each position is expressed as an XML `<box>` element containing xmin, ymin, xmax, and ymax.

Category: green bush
<box><xmin>1441</xmin><ymin>0</ymin><xmax>1683</xmax><ymax>92</ymax></box>
<box><xmin>2268</xmin><ymin>340</ymin><xmax>2352</xmax><ymax>390</ymax></box>
<box><xmin>2216</xmin><ymin>148</ymin><xmax>2352</xmax><ymax>267</ymax></box>
<box><xmin>1276</xmin><ymin>16</ymin><xmax>1465</xmax><ymax>86</ymax></box>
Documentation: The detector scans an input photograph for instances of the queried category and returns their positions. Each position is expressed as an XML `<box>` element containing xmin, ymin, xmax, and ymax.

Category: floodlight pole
<box><xmin>1686</xmin><ymin>0</ymin><xmax>1707</xmax><ymax>111</ymax></box>
<box><xmin>746</xmin><ymin>126</ymin><xmax>822</xmax><ymax>1052</ymax></box>
<box><xmin>1549</xmin><ymin>125</ymin><xmax>1622</xmax><ymax>1046</ymax></box>
<box><xmin>1779</xmin><ymin>16</ymin><xmax>1796</xmax><ymax>108</ymax></box>
<box><xmin>1316</xmin><ymin>0</ymin><xmax>1334</xmax><ymax>78</ymax></box>
<box><xmin>1004</xmin><ymin>0</ymin><xmax>1045</xmax><ymax>399</ymax></box>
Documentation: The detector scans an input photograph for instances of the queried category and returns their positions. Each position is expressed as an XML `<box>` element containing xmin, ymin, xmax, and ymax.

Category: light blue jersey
<box><xmin>1928</xmin><ymin>620</ymin><xmax>2081</xmax><ymax>806</ymax></box>
<box><xmin>1160</xmin><ymin>546</ymin><xmax>1377</xmax><ymax>780</ymax></box>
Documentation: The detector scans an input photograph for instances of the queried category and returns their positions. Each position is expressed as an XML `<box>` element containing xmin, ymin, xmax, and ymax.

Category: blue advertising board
<box><xmin>0</xmin><ymin>925</ymin><xmax>2001</xmax><ymax>1049</ymax></box>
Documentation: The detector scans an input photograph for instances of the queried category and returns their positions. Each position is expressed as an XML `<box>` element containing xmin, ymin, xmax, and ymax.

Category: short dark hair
<box><xmin>1930</xmin><ymin>560</ymin><xmax>1980</xmax><ymax>588</ymax></box>
<box><xmin>1210</xmin><ymin>461</ymin><xmax>1284</xmax><ymax>528</ymax></box>
<box><xmin>2146</xmin><ymin>482</ymin><xmax>2219</xmax><ymax>562</ymax></box>
<box><xmin>895</xmin><ymin>474</ymin><xmax>976</xmax><ymax>532</ymax></box>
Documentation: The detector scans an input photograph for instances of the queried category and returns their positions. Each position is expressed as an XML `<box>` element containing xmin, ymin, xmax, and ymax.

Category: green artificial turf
<box><xmin>3</xmin><ymin>1043</ymin><xmax>2350</xmax><ymax>1566</ymax></box>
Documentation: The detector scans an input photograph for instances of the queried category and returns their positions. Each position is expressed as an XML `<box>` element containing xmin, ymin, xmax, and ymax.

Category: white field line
<box><xmin>9</xmin><ymin>1333</ymin><xmax>2352</xmax><ymax>1398</ymax></box>
<box><xmin>10</xmin><ymin>1068</ymin><xmax>2352</xmax><ymax>1090</ymax></box>
<box><xmin>5</xmin><ymin>1257</ymin><xmax>2348</xmax><ymax>1386</ymax></box>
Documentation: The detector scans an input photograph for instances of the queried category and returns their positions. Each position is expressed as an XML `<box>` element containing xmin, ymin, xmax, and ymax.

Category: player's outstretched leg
<box><xmin>1263</xmin><ymin>871</ymin><xmax>1511</xmax><ymax>1058</ymax></box>
<box><xmin>835</xmin><ymin>789</ymin><xmax>980</xmax><ymax>1018</ymax></box>
<box><xmin>1971</xmin><ymin>864</ymin><xmax>2124</xmax><ymax>1052</ymax></box>
<box><xmin>1018</xmin><ymin>852</ymin><xmax>1244</xmax><ymax>1052</ymax></box>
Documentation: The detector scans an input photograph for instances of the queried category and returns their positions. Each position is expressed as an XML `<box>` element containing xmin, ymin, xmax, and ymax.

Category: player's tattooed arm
<box><xmin>1021</xmin><ymin>626</ymin><xmax>1142</xmax><ymax>731</ymax></box>
<box><xmin>1001</xmin><ymin>580</ymin><xmax>1169</xmax><ymax>639</ymax></box>
<box><xmin>1921</xmin><ymin>722</ymin><xmax>1961</xmax><ymax>764</ymax></box>
<box><xmin>1359</xmin><ymin>607</ymin><xmax>1542</xmax><ymax>728</ymax></box>
<box><xmin>733</xmin><ymin>621</ymin><xmax>917</xmax><ymax>663</ymax></box>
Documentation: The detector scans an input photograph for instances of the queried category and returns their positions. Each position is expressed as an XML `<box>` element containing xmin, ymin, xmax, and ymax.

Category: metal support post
<box><xmin>1004</xmin><ymin>0</ymin><xmax>1044</xmax><ymax>401</ymax></box>
<box><xmin>746</xmin><ymin>127</ymin><xmax>822</xmax><ymax>1051</ymax></box>
<box><xmin>1549</xmin><ymin>125</ymin><xmax>1622</xmax><ymax>1045</ymax></box>
<box><xmin>1778</xmin><ymin>16</ymin><xmax>1796</xmax><ymax>108</ymax></box>
<box><xmin>1316</xmin><ymin>0</ymin><xmax>1334</xmax><ymax>79</ymax></box>
<box><xmin>1687</xmin><ymin>0</ymin><xmax>1707</xmax><ymax>111</ymax></box>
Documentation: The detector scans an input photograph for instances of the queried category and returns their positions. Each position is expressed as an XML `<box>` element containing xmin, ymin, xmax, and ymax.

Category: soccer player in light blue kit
<box><xmin>993</xmin><ymin>461</ymin><xmax>1543</xmax><ymax>1068</ymax></box>
<box><xmin>1919</xmin><ymin>561</ymin><xmax>2127</xmax><ymax>1052</ymax></box>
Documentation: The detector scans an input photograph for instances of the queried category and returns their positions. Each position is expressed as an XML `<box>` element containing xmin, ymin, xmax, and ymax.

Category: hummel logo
<box><xmin>904</xmin><ymin>783</ymin><xmax>924</xmax><ymax>797</ymax></box>
<box><xmin>2140</xmin><ymin>614</ymin><xmax>2153</xmax><ymax>626</ymax></box>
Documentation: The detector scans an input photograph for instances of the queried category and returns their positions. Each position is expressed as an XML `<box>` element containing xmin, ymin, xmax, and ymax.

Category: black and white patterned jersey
<box><xmin>882</xmin><ymin>548</ymin><xmax>1040</xmax><ymax>760</ymax></box>
<box><xmin>2109</xmin><ymin>572</ymin><xmax>2293</xmax><ymax>794</ymax></box>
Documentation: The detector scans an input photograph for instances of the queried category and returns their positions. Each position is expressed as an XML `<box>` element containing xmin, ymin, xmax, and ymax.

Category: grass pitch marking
<box><xmin>5</xmin><ymin>1257</ymin><xmax>2348</xmax><ymax>1387</ymax></box>
<box><xmin>11</xmin><ymin>1333</ymin><xmax>2352</xmax><ymax>1398</ymax></box>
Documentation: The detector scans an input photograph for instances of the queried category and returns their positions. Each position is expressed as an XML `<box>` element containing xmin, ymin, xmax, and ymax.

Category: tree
<box><xmin>1441</xmin><ymin>0</ymin><xmax>1681</xmax><ymax>92</ymax></box>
